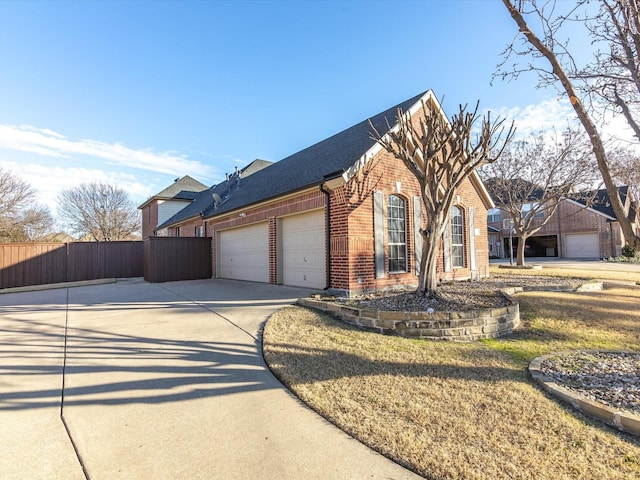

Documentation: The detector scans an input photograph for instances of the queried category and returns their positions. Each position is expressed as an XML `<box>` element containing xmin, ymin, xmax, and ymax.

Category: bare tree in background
<box><xmin>370</xmin><ymin>98</ymin><xmax>514</xmax><ymax>294</ymax></box>
<box><xmin>609</xmin><ymin>147</ymin><xmax>640</xmax><ymax>200</ymax></box>
<box><xmin>0</xmin><ymin>169</ymin><xmax>54</xmax><ymax>242</ymax></box>
<box><xmin>57</xmin><ymin>183</ymin><xmax>141</xmax><ymax>241</ymax></box>
<box><xmin>482</xmin><ymin>129</ymin><xmax>599</xmax><ymax>265</ymax></box>
<box><xmin>499</xmin><ymin>0</ymin><xmax>640</xmax><ymax>249</ymax></box>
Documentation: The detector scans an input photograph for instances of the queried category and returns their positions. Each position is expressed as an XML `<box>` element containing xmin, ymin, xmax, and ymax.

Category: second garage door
<box><xmin>281</xmin><ymin>210</ymin><xmax>326</xmax><ymax>289</ymax></box>
<box><xmin>565</xmin><ymin>233</ymin><xmax>600</xmax><ymax>259</ymax></box>
<box><xmin>218</xmin><ymin>222</ymin><xmax>269</xmax><ymax>282</ymax></box>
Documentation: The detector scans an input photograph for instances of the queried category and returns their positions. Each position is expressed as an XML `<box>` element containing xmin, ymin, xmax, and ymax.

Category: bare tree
<box><xmin>370</xmin><ymin>98</ymin><xmax>514</xmax><ymax>294</ymax></box>
<box><xmin>609</xmin><ymin>147</ymin><xmax>640</xmax><ymax>200</ymax></box>
<box><xmin>0</xmin><ymin>169</ymin><xmax>54</xmax><ymax>242</ymax></box>
<box><xmin>499</xmin><ymin>0</ymin><xmax>640</xmax><ymax>249</ymax></box>
<box><xmin>482</xmin><ymin>129</ymin><xmax>599</xmax><ymax>265</ymax></box>
<box><xmin>582</xmin><ymin>0</ymin><xmax>640</xmax><ymax>140</ymax></box>
<box><xmin>57</xmin><ymin>183</ymin><xmax>141</xmax><ymax>241</ymax></box>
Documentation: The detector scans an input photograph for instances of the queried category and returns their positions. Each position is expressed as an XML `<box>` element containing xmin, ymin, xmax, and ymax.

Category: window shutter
<box><xmin>413</xmin><ymin>196</ymin><xmax>422</xmax><ymax>276</ymax></box>
<box><xmin>373</xmin><ymin>191</ymin><xmax>386</xmax><ymax>278</ymax></box>
<box><xmin>469</xmin><ymin>207</ymin><xmax>477</xmax><ymax>271</ymax></box>
<box><xmin>443</xmin><ymin>218</ymin><xmax>452</xmax><ymax>272</ymax></box>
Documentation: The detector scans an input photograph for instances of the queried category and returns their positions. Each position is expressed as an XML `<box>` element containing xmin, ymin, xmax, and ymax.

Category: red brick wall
<box><xmin>141</xmin><ymin>202</ymin><xmax>159</xmax><ymax>239</ymax></box>
<box><xmin>206</xmin><ymin>190</ymin><xmax>325</xmax><ymax>281</ymax></box>
<box><xmin>490</xmin><ymin>200</ymin><xmax>624</xmax><ymax>258</ymax></box>
<box><xmin>169</xmin><ymin>218</ymin><xmax>205</xmax><ymax>238</ymax></box>
<box><xmin>331</xmin><ymin>149</ymin><xmax>491</xmax><ymax>295</ymax></box>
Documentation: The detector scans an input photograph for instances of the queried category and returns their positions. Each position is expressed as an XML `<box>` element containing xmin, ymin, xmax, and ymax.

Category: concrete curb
<box><xmin>0</xmin><ymin>278</ymin><xmax>117</xmax><ymax>294</ymax></box>
<box><xmin>529</xmin><ymin>352</ymin><xmax>640</xmax><ymax>437</ymax></box>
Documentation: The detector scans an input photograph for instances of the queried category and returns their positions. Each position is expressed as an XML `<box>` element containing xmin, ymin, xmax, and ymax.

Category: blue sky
<box><xmin>0</xmin><ymin>0</ymin><xmax>583</xmax><ymax>217</ymax></box>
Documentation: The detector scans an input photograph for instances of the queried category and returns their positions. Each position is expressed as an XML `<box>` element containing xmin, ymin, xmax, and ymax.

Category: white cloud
<box><xmin>0</xmin><ymin>161</ymin><xmax>157</xmax><ymax>216</ymax></box>
<box><xmin>491</xmin><ymin>98</ymin><xmax>639</xmax><ymax>152</ymax></box>
<box><xmin>490</xmin><ymin>98</ymin><xmax>576</xmax><ymax>138</ymax></box>
<box><xmin>0</xmin><ymin>124</ymin><xmax>219</xmax><ymax>179</ymax></box>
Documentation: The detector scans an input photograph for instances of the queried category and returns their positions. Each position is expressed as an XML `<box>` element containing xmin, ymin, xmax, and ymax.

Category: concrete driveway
<box><xmin>0</xmin><ymin>278</ymin><xmax>420</xmax><ymax>480</ymax></box>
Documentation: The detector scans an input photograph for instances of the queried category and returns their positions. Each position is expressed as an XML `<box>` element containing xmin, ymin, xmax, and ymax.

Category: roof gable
<box><xmin>138</xmin><ymin>175</ymin><xmax>209</xmax><ymax>209</ymax></box>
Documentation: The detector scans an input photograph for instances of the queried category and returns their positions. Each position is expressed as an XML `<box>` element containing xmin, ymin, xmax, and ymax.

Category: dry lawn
<box><xmin>263</xmin><ymin>279</ymin><xmax>640</xmax><ymax>480</ymax></box>
<box><xmin>489</xmin><ymin>264</ymin><xmax>640</xmax><ymax>284</ymax></box>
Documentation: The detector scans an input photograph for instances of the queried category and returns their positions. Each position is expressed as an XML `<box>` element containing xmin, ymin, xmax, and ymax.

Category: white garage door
<box><xmin>281</xmin><ymin>210</ymin><xmax>326</xmax><ymax>289</ymax></box>
<box><xmin>218</xmin><ymin>222</ymin><xmax>269</xmax><ymax>282</ymax></box>
<box><xmin>565</xmin><ymin>233</ymin><xmax>600</xmax><ymax>259</ymax></box>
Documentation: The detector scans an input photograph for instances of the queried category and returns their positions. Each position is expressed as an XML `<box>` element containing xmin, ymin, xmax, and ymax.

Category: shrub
<box><xmin>621</xmin><ymin>244</ymin><xmax>637</xmax><ymax>258</ymax></box>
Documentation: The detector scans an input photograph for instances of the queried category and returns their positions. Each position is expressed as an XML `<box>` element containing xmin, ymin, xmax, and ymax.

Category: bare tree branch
<box><xmin>500</xmin><ymin>0</ymin><xmax>640</xmax><ymax>250</ymax></box>
<box><xmin>481</xmin><ymin>128</ymin><xmax>599</xmax><ymax>265</ymax></box>
<box><xmin>370</xmin><ymin>97</ymin><xmax>514</xmax><ymax>294</ymax></box>
<box><xmin>57</xmin><ymin>183</ymin><xmax>141</xmax><ymax>241</ymax></box>
<box><xmin>0</xmin><ymin>169</ymin><xmax>54</xmax><ymax>242</ymax></box>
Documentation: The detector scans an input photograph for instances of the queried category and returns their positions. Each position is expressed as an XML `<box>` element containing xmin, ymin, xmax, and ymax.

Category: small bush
<box><xmin>621</xmin><ymin>244</ymin><xmax>638</xmax><ymax>258</ymax></box>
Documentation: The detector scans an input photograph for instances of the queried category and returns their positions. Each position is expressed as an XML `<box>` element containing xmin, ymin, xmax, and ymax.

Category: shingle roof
<box><xmin>572</xmin><ymin>186</ymin><xmax>629</xmax><ymax>219</ymax></box>
<box><xmin>158</xmin><ymin>91</ymin><xmax>428</xmax><ymax>228</ymax></box>
<box><xmin>138</xmin><ymin>175</ymin><xmax>209</xmax><ymax>209</ymax></box>
<box><xmin>157</xmin><ymin>159</ymin><xmax>274</xmax><ymax>227</ymax></box>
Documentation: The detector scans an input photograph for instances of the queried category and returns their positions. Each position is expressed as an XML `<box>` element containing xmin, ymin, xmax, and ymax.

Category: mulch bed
<box><xmin>333</xmin><ymin>274</ymin><xmax>582</xmax><ymax>312</ymax></box>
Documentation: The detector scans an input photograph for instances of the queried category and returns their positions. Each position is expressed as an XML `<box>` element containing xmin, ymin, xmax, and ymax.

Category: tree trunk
<box><xmin>516</xmin><ymin>234</ymin><xmax>528</xmax><ymax>266</ymax></box>
<box><xmin>417</xmin><ymin>229</ymin><xmax>440</xmax><ymax>295</ymax></box>
<box><xmin>503</xmin><ymin>0</ymin><xmax>640</xmax><ymax>250</ymax></box>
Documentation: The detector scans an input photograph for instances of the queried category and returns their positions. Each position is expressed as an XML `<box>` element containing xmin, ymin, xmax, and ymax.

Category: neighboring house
<box><xmin>488</xmin><ymin>186</ymin><xmax>639</xmax><ymax>259</ymax></box>
<box><xmin>143</xmin><ymin>90</ymin><xmax>494</xmax><ymax>296</ymax></box>
<box><xmin>139</xmin><ymin>175</ymin><xmax>210</xmax><ymax>239</ymax></box>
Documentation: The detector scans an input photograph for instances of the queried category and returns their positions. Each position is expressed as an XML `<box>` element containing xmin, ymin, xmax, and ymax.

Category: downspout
<box><xmin>609</xmin><ymin>221</ymin><xmax>615</xmax><ymax>257</ymax></box>
<box><xmin>320</xmin><ymin>183</ymin><xmax>332</xmax><ymax>290</ymax></box>
<box><xmin>557</xmin><ymin>201</ymin><xmax>563</xmax><ymax>258</ymax></box>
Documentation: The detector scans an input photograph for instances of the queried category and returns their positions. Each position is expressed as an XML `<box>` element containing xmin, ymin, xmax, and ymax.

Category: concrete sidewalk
<box><xmin>1</xmin><ymin>278</ymin><xmax>420</xmax><ymax>479</ymax></box>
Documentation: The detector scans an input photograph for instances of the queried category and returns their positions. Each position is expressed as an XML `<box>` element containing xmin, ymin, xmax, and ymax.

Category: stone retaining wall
<box><xmin>297</xmin><ymin>294</ymin><xmax>520</xmax><ymax>341</ymax></box>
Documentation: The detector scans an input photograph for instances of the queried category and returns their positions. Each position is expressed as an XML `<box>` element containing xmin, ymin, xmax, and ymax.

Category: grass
<box><xmin>489</xmin><ymin>264</ymin><xmax>640</xmax><ymax>284</ymax></box>
<box><xmin>263</xmin><ymin>271</ymin><xmax>640</xmax><ymax>480</ymax></box>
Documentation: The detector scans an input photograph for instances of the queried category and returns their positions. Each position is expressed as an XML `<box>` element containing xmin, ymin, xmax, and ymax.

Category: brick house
<box><xmin>141</xmin><ymin>90</ymin><xmax>494</xmax><ymax>295</ymax></box>
<box><xmin>487</xmin><ymin>186</ymin><xmax>639</xmax><ymax>259</ymax></box>
<box><xmin>138</xmin><ymin>175</ymin><xmax>209</xmax><ymax>239</ymax></box>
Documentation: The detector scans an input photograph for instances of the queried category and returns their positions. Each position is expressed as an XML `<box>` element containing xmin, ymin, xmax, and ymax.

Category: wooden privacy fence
<box><xmin>144</xmin><ymin>237</ymin><xmax>212</xmax><ymax>283</ymax></box>
<box><xmin>0</xmin><ymin>241</ymin><xmax>143</xmax><ymax>289</ymax></box>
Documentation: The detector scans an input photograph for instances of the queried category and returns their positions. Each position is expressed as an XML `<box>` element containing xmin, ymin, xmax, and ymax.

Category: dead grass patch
<box><xmin>263</xmin><ymin>282</ymin><xmax>640</xmax><ymax>480</ymax></box>
<box><xmin>489</xmin><ymin>264</ymin><xmax>640</xmax><ymax>284</ymax></box>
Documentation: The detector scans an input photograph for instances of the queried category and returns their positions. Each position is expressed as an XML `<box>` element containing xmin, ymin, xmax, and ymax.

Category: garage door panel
<box><xmin>565</xmin><ymin>233</ymin><xmax>600</xmax><ymax>259</ymax></box>
<box><xmin>219</xmin><ymin>222</ymin><xmax>268</xmax><ymax>283</ymax></box>
<box><xmin>281</xmin><ymin>210</ymin><xmax>326</xmax><ymax>289</ymax></box>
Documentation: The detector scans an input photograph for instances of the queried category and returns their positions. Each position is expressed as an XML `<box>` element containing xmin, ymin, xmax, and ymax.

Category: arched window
<box><xmin>387</xmin><ymin>195</ymin><xmax>407</xmax><ymax>273</ymax></box>
<box><xmin>450</xmin><ymin>206</ymin><xmax>464</xmax><ymax>268</ymax></box>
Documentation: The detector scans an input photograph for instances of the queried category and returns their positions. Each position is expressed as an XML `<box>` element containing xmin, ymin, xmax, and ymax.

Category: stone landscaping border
<box><xmin>297</xmin><ymin>281</ymin><xmax>603</xmax><ymax>342</ymax></box>
<box><xmin>298</xmin><ymin>293</ymin><xmax>520</xmax><ymax>341</ymax></box>
<box><xmin>529</xmin><ymin>352</ymin><xmax>640</xmax><ymax>437</ymax></box>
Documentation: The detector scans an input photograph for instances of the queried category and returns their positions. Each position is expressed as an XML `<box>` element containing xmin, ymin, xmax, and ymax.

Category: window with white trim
<box><xmin>487</xmin><ymin>208</ymin><xmax>501</xmax><ymax>223</ymax></box>
<box><xmin>522</xmin><ymin>202</ymin><xmax>544</xmax><ymax>219</ymax></box>
<box><xmin>195</xmin><ymin>226</ymin><xmax>203</xmax><ymax>237</ymax></box>
<box><xmin>450</xmin><ymin>206</ymin><xmax>464</xmax><ymax>268</ymax></box>
<box><xmin>387</xmin><ymin>195</ymin><xmax>407</xmax><ymax>273</ymax></box>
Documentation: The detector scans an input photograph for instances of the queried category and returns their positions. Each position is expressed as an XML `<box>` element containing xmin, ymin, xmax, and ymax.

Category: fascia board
<box><xmin>340</xmin><ymin>90</ymin><xmax>494</xmax><ymax>210</ymax></box>
<box><xmin>341</xmin><ymin>90</ymin><xmax>440</xmax><ymax>185</ymax></box>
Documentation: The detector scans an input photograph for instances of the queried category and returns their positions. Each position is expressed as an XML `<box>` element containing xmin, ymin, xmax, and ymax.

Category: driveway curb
<box><xmin>0</xmin><ymin>278</ymin><xmax>117</xmax><ymax>294</ymax></box>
